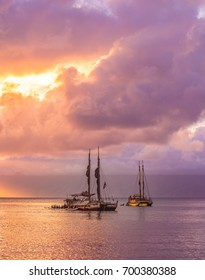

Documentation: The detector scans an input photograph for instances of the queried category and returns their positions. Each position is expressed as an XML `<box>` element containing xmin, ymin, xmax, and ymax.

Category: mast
<box><xmin>142</xmin><ymin>161</ymin><xmax>145</xmax><ymax>199</ymax></box>
<box><xmin>138</xmin><ymin>161</ymin><xmax>142</xmax><ymax>199</ymax></box>
<box><xmin>95</xmin><ymin>147</ymin><xmax>101</xmax><ymax>202</ymax></box>
<box><xmin>86</xmin><ymin>149</ymin><xmax>91</xmax><ymax>202</ymax></box>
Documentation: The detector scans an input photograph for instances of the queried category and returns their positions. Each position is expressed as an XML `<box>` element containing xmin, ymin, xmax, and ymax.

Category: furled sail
<box><xmin>95</xmin><ymin>167</ymin><xmax>101</xmax><ymax>201</ymax></box>
<box><xmin>86</xmin><ymin>149</ymin><xmax>91</xmax><ymax>201</ymax></box>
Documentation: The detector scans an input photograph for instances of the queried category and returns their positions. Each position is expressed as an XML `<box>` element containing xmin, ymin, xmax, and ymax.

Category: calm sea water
<box><xmin>0</xmin><ymin>198</ymin><xmax>204</xmax><ymax>260</ymax></box>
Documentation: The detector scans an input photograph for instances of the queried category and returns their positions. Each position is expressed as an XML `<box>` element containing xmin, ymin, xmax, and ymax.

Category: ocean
<box><xmin>0</xmin><ymin>198</ymin><xmax>204</xmax><ymax>260</ymax></box>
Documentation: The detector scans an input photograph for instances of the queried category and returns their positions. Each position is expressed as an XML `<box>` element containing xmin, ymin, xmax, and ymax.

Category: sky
<box><xmin>0</xmin><ymin>0</ymin><xmax>205</xmax><ymax>197</ymax></box>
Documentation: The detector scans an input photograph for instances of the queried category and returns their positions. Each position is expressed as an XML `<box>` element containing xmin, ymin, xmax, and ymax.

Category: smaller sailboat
<box><xmin>127</xmin><ymin>161</ymin><xmax>153</xmax><ymax>207</ymax></box>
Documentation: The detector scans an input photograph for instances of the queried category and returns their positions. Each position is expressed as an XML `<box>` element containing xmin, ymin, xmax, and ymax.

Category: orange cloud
<box><xmin>0</xmin><ymin>0</ymin><xmax>205</xmax><ymax>178</ymax></box>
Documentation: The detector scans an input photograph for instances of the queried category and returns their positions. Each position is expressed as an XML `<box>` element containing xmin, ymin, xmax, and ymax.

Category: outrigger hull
<box><xmin>76</xmin><ymin>203</ymin><xmax>101</xmax><ymax>211</ymax></box>
<box><xmin>99</xmin><ymin>201</ymin><xmax>118</xmax><ymax>211</ymax></box>
<box><xmin>75</xmin><ymin>201</ymin><xmax>118</xmax><ymax>211</ymax></box>
<box><xmin>65</xmin><ymin>198</ymin><xmax>118</xmax><ymax>211</ymax></box>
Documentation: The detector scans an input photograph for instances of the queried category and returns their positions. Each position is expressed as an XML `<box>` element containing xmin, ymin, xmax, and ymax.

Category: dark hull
<box><xmin>99</xmin><ymin>201</ymin><xmax>118</xmax><ymax>211</ymax></box>
<box><xmin>77</xmin><ymin>201</ymin><xmax>118</xmax><ymax>211</ymax></box>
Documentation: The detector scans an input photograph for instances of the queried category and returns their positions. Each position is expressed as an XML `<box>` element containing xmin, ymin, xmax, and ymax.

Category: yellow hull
<box><xmin>127</xmin><ymin>202</ymin><xmax>139</xmax><ymax>207</ymax></box>
<box><xmin>126</xmin><ymin>198</ymin><xmax>153</xmax><ymax>207</ymax></box>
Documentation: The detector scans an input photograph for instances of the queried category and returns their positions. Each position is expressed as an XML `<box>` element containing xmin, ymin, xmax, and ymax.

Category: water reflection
<box><xmin>86</xmin><ymin>211</ymin><xmax>102</xmax><ymax>220</ymax></box>
<box><xmin>0</xmin><ymin>198</ymin><xmax>205</xmax><ymax>260</ymax></box>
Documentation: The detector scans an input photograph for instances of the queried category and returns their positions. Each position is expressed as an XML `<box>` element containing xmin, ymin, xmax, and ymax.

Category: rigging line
<box><xmin>144</xmin><ymin>175</ymin><xmax>151</xmax><ymax>198</ymax></box>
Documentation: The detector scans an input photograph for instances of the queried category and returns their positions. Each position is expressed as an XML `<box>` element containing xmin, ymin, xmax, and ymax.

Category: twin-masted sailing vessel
<box><xmin>64</xmin><ymin>148</ymin><xmax>118</xmax><ymax>211</ymax></box>
<box><xmin>126</xmin><ymin>161</ymin><xmax>153</xmax><ymax>207</ymax></box>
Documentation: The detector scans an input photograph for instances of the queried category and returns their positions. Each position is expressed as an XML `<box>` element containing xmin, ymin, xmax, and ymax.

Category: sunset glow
<box><xmin>0</xmin><ymin>71</ymin><xmax>60</xmax><ymax>101</ymax></box>
<box><xmin>0</xmin><ymin>183</ymin><xmax>26</xmax><ymax>198</ymax></box>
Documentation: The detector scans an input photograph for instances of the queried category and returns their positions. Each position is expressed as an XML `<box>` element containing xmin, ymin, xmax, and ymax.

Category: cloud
<box><xmin>1</xmin><ymin>0</ymin><xmax>201</xmax><ymax>75</ymax></box>
<box><xmin>0</xmin><ymin>0</ymin><xmax>119</xmax><ymax>74</ymax></box>
<box><xmin>1</xmin><ymin>0</ymin><xmax>205</xmax><ymax>175</ymax></box>
<box><xmin>66</xmin><ymin>18</ymin><xmax>205</xmax><ymax>144</ymax></box>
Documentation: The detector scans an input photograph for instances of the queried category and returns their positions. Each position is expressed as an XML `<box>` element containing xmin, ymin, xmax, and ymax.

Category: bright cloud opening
<box><xmin>188</xmin><ymin>118</ymin><xmax>205</xmax><ymax>133</ymax></box>
<box><xmin>0</xmin><ymin>71</ymin><xmax>61</xmax><ymax>101</ymax></box>
<box><xmin>197</xmin><ymin>6</ymin><xmax>205</xmax><ymax>19</ymax></box>
<box><xmin>73</xmin><ymin>0</ymin><xmax>114</xmax><ymax>17</ymax></box>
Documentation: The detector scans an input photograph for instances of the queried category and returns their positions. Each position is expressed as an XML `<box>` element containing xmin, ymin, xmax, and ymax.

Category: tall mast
<box><xmin>142</xmin><ymin>161</ymin><xmax>145</xmax><ymax>199</ymax></box>
<box><xmin>138</xmin><ymin>161</ymin><xmax>141</xmax><ymax>199</ymax></box>
<box><xmin>86</xmin><ymin>149</ymin><xmax>91</xmax><ymax>202</ymax></box>
<box><xmin>95</xmin><ymin>147</ymin><xmax>101</xmax><ymax>202</ymax></box>
<box><xmin>88</xmin><ymin>149</ymin><xmax>91</xmax><ymax>202</ymax></box>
